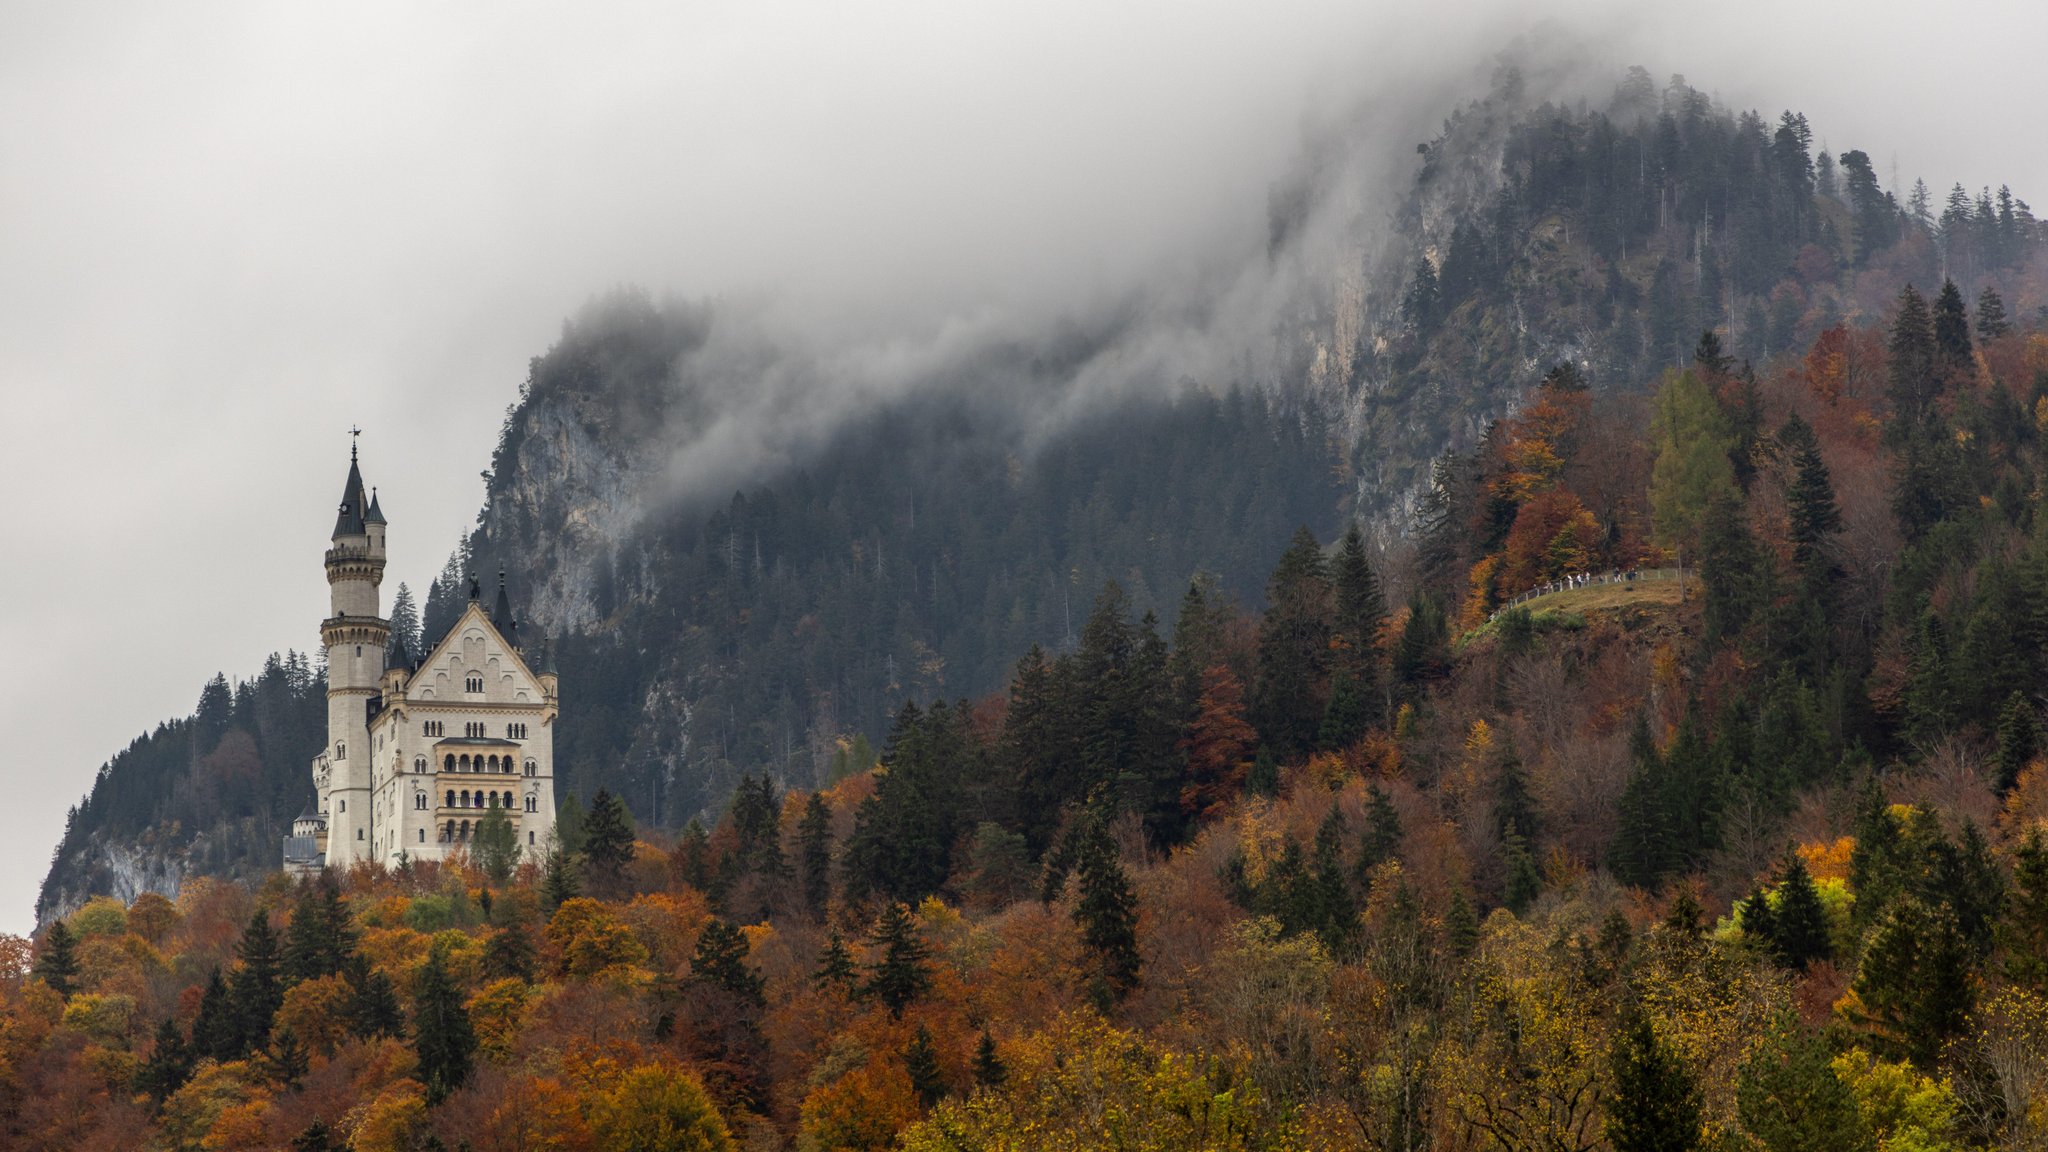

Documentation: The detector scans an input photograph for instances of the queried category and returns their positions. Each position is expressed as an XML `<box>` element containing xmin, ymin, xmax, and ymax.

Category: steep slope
<box><xmin>41</xmin><ymin>63</ymin><xmax>2047</xmax><ymax>917</ymax></box>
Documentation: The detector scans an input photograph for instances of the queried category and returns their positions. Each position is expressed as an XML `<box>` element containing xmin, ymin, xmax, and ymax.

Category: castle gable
<box><xmin>408</xmin><ymin>602</ymin><xmax>543</xmax><ymax>705</ymax></box>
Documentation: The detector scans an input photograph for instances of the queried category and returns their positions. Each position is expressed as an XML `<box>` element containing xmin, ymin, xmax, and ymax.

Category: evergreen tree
<box><xmin>1445</xmin><ymin>889</ymin><xmax>1480</xmax><ymax>958</ymax></box>
<box><xmin>1975</xmin><ymin>286</ymin><xmax>2012</xmax><ymax>340</ymax></box>
<box><xmin>862</xmin><ymin>902</ymin><xmax>933</xmax><ymax>1018</ymax></box>
<box><xmin>842</xmin><ymin>700</ymin><xmax>971</xmax><ymax>904</ymax></box>
<box><xmin>291</xmin><ymin>1121</ymin><xmax>341</xmax><ymax>1152</ymax></box>
<box><xmin>1771</xmin><ymin>852</ymin><xmax>1833</xmax><ymax>970</ymax></box>
<box><xmin>1317</xmin><ymin>672</ymin><xmax>1373</xmax><ymax>751</ymax></box>
<box><xmin>1071</xmin><ymin>811</ymin><xmax>1142</xmax><ymax>1001</ymax></box>
<box><xmin>482</xmin><ymin>924</ymin><xmax>536</xmax><ymax>983</ymax></box>
<box><xmin>672</xmin><ymin>818</ymin><xmax>712</xmax><ymax>891</ymax></box>
<box><xmin>1853</xmin><ymin>900</ymin><xmax>1974</xmax><ymax>1068</ymax></box>
<box><xmin>541</xmin><ymin>844</ymin><xmax>581</xmax><ymax>912</ymax></box>
<box><xmin>580</xmin><ymin>788</ymin><xmax>637</xmax><ymax>888</ymax></box>
<box><xmin>412</xmin><ymin>943</ymin><xmax>477</xmax><ymax>1105</ymax></box>
<box><xmin>32</xmin><ymin>920</ymin><xmax>78</xmax><ymax>998</ymax></box>
<box><xmin>972</xmin><ymin>1029</ymin><xmax>1007</xmax><ymax>1088</ymax></box>
<box><xmin>1493</xmin><ymin>740</ymin><xmax>1539</xmax><ymax>844</ymax></box>
<box><xmin>228</xmin><ymin>911</ymin><xmax>284</xmax><ymax>1056</ymax></box>
<box><xmin>1886</xmin><ymin>284</ymin><xmax>1939</xmax><ymax>439</ymax></box>
<box><xmin>386</xmin><ymin>582</ymin><xmax>423</xmax><ymax>665</ymax></box>
<box><xmin>1737</xmin><ymin>1016</ymin><xmax>1873</xmax><ymax>1152</ymax></box>
<box><xmin>1779</xmin><ymin>414</ymin><xmax>1842</xmax><ymax>570</ymax></box>
<box><xmin>1995</xmin><ymin>691</ymin><xmax>2039</xmax><ymax>792</ymax></box>
<box><xmin>1252</xmin><ymin>527</ymin><xmax>1333</xmax><ymax>757</ymax></box>
<box><xmin>1902</xmin><ymin>610</ymin><xmax>1957</xmax><ymax>747</ymax></box>
<box><xmin>1245</xmin><ymin>747</ymin><xmax>1279</xmax><ymax>799</ymax></box>
<box><xmin>1402</xmin><ymin>255</ymin><xmax>1441</xmax><ymax>335</ymax></box>
<box><xmin>814</xmin><ymin>931</ymin><xmax>858</xmax><ymax>991</ymax></box>
<box><xmin>264</xmin><ymin>1028</ymin><xmax>310</xmax><ymax>1089</ymax></box>
<box><xmin>345</xmin><ymin>957</ymin><xmax>404</xmax><ymax>1040</ymax></box>
<box><xmin>689</xmin><ymin>919</ymin><xmax>766</xmax><ymax>1009</ymax></box>
<box><xmin>797</xmin><ymin>792</ymin><xmax>834</xmax><ymax>917</ymax></box>
<box><xmin>1331</xmin><ymin>522</ymin><xmax>1387</xmax><ymax>719</ymax></box>
<box><xmin>1932</xmin><ymin>278</ymin><xmax>1974</xmax><ymax>377</ymax></box>
<box><xmin>554</xmin><ymin>792</ymin><xmax>588</xmax><ymax>856</ymax></box>
<box><xmin>1502</xmin><ymin>823</ymin><xmax>1542</xmax><ymax>916</ymax></box>
<box><xmin>1699</xmin><ymin>487</ymin><xmax>1773</xmax><ymax>647</ymax></box>
<box><xmin>904</xmin><ymin>1024</ymin><xmax>946</xmax><ymax>1108</ymax></box>
<box><xmin>2003</xmin><ymin>829</ymin><xmax>2048</xmax><ymax>991</ymax></box>
<box><xmin>190</xmin><ymin>969</ymin><xmax>238</xmax><ymax>1062</ymax></box>
<box><xmin>134</xmin><ymin>1018</ymin><xmax>194</xmax><ymax>1106</ymax></box>
<box><xmin>1311</xmin><ymin>806</ymin><xmax>1358</xmax><ymax>949</ymax></box>
<box><xmin>1358</xmin><ymin>782</ymin><xmax>1403</xmax><ymax>874</ymax></box>
<box><xmin>471</xmin><ymin>805</ymin><xmax>520</xmax><ymax>884</ymax></box>
<box><xmin>1608</xmin><ymin>1003</ymin><xmax>1703</xmax><ymax>1152</ymax></box>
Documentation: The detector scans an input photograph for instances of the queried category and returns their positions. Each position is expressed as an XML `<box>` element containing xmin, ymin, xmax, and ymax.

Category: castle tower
<box><xmin>320</xmin><ymin>438</ymin><xmax>389</xmax><ymax>867</ymax></box>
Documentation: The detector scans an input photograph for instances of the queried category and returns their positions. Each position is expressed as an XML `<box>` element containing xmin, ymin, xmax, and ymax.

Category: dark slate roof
<box><xmin>365</xmin><ymin>487</ymin><xmax>386</xmax><ymax>525</ymax></box>
<box><xmin>332</xmin><ymin>448</ymin><xmax>369</xmax><ymax>539</ymax></box>
<box><xmin>492</xmin><ymin>571</ymin><xmax>519</xmax><ymax>648</ymax></box>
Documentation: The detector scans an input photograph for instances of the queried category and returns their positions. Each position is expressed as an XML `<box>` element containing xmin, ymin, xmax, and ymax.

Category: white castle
<box><xmin>285</xmin><ymin>441</ymin><xmax>558</xmax><ymax>872</ymax></box>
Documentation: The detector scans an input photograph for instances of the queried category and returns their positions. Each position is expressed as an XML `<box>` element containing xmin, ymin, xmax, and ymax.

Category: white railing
<box><xmin>1486</xmin><ymin>567</ymin><xmax>1688</xmax><ymax>623</ymax></box>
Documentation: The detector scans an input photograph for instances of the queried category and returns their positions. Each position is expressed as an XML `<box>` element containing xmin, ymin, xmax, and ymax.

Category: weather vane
<box><xmin>349</xmin><ymin>424</ymin><xmax>362</xmax><ymax>459</ymax></box>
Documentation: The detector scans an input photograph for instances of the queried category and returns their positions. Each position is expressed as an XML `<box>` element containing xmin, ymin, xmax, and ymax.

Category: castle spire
<box><xmin>493</xmin><ymin>569</ymin><xmax>520</xmax><ymax>648</ymax></box>
<box><xmin>331</xmin><ymin>440</ymin><xmax>370</xmax><ymax>540</ymax></box>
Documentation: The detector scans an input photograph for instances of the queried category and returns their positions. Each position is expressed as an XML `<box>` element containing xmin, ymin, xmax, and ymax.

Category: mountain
<box><xmin>38</xmin><ymin>64</ymin><xmax>2046</xmax><ymax>920</ymax></box>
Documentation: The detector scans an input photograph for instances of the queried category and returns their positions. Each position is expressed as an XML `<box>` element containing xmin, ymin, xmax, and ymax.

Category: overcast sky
<box><xmin>2</xmin><ymin>0</ymin><xmax>2045</xmax><ymax>934</ymax></box>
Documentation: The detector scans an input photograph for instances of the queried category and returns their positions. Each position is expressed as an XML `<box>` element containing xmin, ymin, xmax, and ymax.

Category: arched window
<box><xmin>414</xmin><ymin>793</ymin><xmax>427</xmax><ymax>810</ymax></box>
<box><xmin>445</xmin><ymin>790</ymin><xmax>455</xmax><ymax>808</ymax></box>
<box><xmin>524</xmin><ymin>794</ymin><xmax>536</xmax><ymax>813</ymax></box>
<box><xmin>460</xmin><ymin>820</ymin><xmax>470</xmax><ymax>840</ymax></box>
<box><xmin>444</xmin><ymin>754</ymin><xmax>455</xmax><ymax>772</ymax></box>
<box><xmin>335</xmin><ymin>741</ymin><xmax>346</xmax><ymax>760</ymax></box>
<box><xmin>357</xmin><ymin>828</ymin><xmax>364</xmax><ymax>840</ymax></box>
<box><xmin>466</xmin><ymin>674</ymin><xmax>483</xmax><ymax>693</ymax></box>
<box><xmin>414</xmin><ymin>756</ymin><xmax>426</xmax><ymax>773</ymax></box>
<box><xmin>486</xmin><ymin>755</ymin><xmax>498</xmax><ymax>772</ymax></box>
<box><xmin>418</xmin><ymin>828</ymin><xmax>425</xmax><ymax>843</ymax></box>
<box><xmin>525</xmin><ymin>760</ymin><xmax>536</xmax><ymax>777</ymax></box>
<box><xmin>339</xmin><ymin>799</ymin><xmax>346</xmax><ymax>813</ymax></box>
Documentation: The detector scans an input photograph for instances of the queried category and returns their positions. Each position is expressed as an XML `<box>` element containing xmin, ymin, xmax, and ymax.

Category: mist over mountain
<box><xmin>38</xmin><ymin>52</ymin><xmax>2048</xmax><ymax>919</ymax></box>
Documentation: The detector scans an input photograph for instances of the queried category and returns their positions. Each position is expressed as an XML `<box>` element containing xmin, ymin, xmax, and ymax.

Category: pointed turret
<box><xmin>365</xmin><ymin>487</ymin><xmax>386</xmax><ymax>526</ymax></box>
<box><xmin>493</xmin><ymin>570</ymin><xmax>520</xmax><ymax>649</ymax></box>
<box><xmin>332</xmin><ymin>442</ymin><xmax>370</xmax><ymax>540</ymax></box>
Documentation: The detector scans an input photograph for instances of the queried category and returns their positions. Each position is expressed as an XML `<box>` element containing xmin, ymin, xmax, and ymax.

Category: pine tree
<box><xmin>1245</xmin><ymin>747</ymin><xmax>1279</xmax><ymax>799</ymax></box>
<box><xmin>689</xmin><ymin>919</ymin><xmax>766</xmax><ymax>1009</ymax></box>
<box><xmin>1975</xmin><ymin>286</ymin><xmax>2012</xmax><ymax>340</ymax></box>
<box><xmin>483</xmin><ymin>924</ymin><xmax>536</xmax><ymax>983</ymax></box>
<box><xmin>264</xmin><ymin>1028</ymin><xmax>310</xmax><ymax>1089</ymax></box>
<box><xmin>1771</xmin><ymin>852</ymin><xmax>1833</xmax><ymax>970</ymax></box>
<box><xmin>1995</xmin><ymin>691</ymin><xmax>2040</xmax><ymax>793</ymax></box>
<box><xmin>1779</xmin><ymin>414</ymin><xmax>1842</xmax><ymax>568</ymax></box>
<box><xmin>1072</xmin><ymin>811</ymin><xmax>1142</xmax><ymax>1001</ymax></box>
<box><xmin>862</xmin><ymin>903</ymin><xmax>933</xmax><ymax>1018</ymax></box>
<box><xmin>386</xmin><ymin>582</ymin><xmax>423</xmax><ymax>665</ymax></box>
<box><xmin>190</xmin><ymin>969</ymin><xmax>238</xmax><ymax>1061</ymax></box>
<box><xmin>814</xmin><ymin>931</ymin><xmax>858</xmax><ymax>991</ymax></box>
<box><xmin>972</xmin><ymin>1029</ymin><xmax>1007</xmax><ymax>1088</ymax></box>
<box><xmin>134</xmin><ymin>1018</ymin><xmax>194</xmax><ymax>1106</ymax></box>
<box><xmin>1332</xmin><ymin>522</ymin><xmax>1387</xmax><ymax>718</ymax></box>
<box><xmin>1932</xmin><ymin>278</ymin><xmax>1974</xmax><ymax>377</ymax></box>
<box><xmin>412</xmin><ymin>943</ymin><xmax>476</xmax><ymax>1105</ymax></box>
<box><xmin>1608</xmin><ymin>1003</ymin><xmax>1703</xmax><ymax>1152</ymax></box>
<box><xmin>472</xmin><ymin>805</ymin><xmax>520</xmax><ymax>884</ymax></box>
<box><xmin>32</xmin><ymin>919</ymin><xmax>78</xmax><ymax>998</ymax></box>
<box><xmin>1252</xmin><ymin>527</ymin><xmax>1333</xmax><ymax>757</ymax></box>
<box><xmin>1403</xmin><ymin>255</ymin><xmax>1441</xmax><ymax>334</ymax></box>
<box><xmin>1358</xmin><ymin>782</ymin><xmax>1403</xmax><ymax>874</ymax></box>
<box><xmin>1311</xmin><ymin>806</ymin><xmax>1358</xmax><ymax>949</ymax></box>
<box><xmin>291</xmin><ymin>1120</ymin><xmax>341</xmax><ymax>1152</ymax></box>
<box><xmin>541</xmin><ymin>844</ymin><xmax>581</xmax><ymax>912</ymax></box>
<box><xmin>1737</xmin><ymin>1015</ymin><xmax>1872</xmax><ymax>1152</ymax></box>
<box><xmin>1903</xmin><ymin>610</ymin><xmax>1956</xmax><ymax>748</ymax></box>
<box><xmin>904</xmin><ymin>1024</ymin><xmax>946</xmax><ymax>1108</ymax></box>
<box><xmin>228</xmin><ymin>911</ymin><xmax>284</xmax><ymax>1056</ymax></box>
<box><xmin>1887</xmin><ymin>283</ymin><xmax>1939</xmax><ymax>438</ymax></box>
<box><xmin>1445</xmin><ymin>889</ymin><xmax>1480</xmax><ymax>957</ymax></box>
<box><xmin>1502</xmin><ymin>822</ymin><xmax>1542</xmax><ymax>915</ymax></box>
<box><xmin>345</xmin><ymin>957</ymin><xmax>404</xmax><ymax>1040</ymax></box>
<box><xmin>2003</xmin><ymin>829</ymin><xmax>2048</xmax><ymax>991</ymax></box>
<box><xmin>797</xmin><ymin>792</ymin><xmax>834</xmax><ymax>917</ymax></box>
<box><xmin>1317</xmin><ymin>672</ymin><xmax>1373</xmax><ymax>751</ymax></box>
<box><xmin>672</xmin><ymin>818</ymin><xmax>712</xmax><ymax>891</ymax></box>
<box><xmin>1854</xmin><ymin>900</ymin><xmax>1974</xmax><ymax>1068</ymax></box>
<box><xmin>580</xmin><ymin>788</ymin><xmax>636</xmax><ymax>889</ymax></box>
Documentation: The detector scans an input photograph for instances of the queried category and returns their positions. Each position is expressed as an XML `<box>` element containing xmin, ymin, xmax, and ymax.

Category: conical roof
<box><xmin>365</xmin><ymin>487</ymin><xmax>386</xmax><ymax>525</ymax></box>
<box><xmin>332</xmin><ymin>446</ymin><xmax>369</xmax><ymax>539</ymax></box>
<box><xmin>492</xmin><ymin>570</ymin><xmax>519</xmax><ymax>648</ymax></box>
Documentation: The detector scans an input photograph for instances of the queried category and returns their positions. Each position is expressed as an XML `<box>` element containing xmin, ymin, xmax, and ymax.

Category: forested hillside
<box><xmin>40</xmin><ymin>64</ymin><xmax>2048</xmax><ymax>925</ymax></box>
<box><xmin>16</xmin><ymin>277</ymin><xmax>2048</xmax><ymax>1147</ymax></box>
